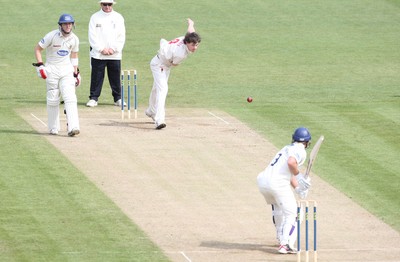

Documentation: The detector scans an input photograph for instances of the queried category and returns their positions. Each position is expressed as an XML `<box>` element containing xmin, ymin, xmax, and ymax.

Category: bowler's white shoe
<box><xmin>156</xmin><ymin>123</ymin><xmax>166</xmax><ymax>130</ymax></box>
<box><xmin>86</xmin><ymin>99</ymin><xmax>98</xmax><ymax>107</ymax></box>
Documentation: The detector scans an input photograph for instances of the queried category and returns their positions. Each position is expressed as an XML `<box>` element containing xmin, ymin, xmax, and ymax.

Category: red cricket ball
<box><xmin>247</xmin><ymin>96</ymin><xmax>253</xmax><ymax>103</ymax></box>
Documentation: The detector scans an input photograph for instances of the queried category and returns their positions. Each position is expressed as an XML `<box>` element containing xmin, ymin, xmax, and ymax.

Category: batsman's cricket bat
<box><xmin>305</xmin><ymin>135</ymin><xmax>324</xmax><ymax>178</ymax></box>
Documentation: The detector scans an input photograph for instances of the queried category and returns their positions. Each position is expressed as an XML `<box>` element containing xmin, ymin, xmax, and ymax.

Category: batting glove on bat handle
<box><xmin>32</xmin><ymin>62</ymin><xmax>47</xmax><ymax>79</ymax></box>
<box><xmin>74</xmin><ymin>68</ymin><xmax>81</xmax><ymax>87</ymax></box>
<box><xmin>296</xmin><ymin>173</ymin><xmax>311</xmax><ymax>190</ymax></box>
<box><xmin>295</xmin><ymin>187</ymin><xmax>309</xmax><ymax>199</ymax></box>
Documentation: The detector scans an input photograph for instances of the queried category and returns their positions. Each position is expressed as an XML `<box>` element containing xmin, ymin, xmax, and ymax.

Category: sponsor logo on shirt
<box><xmin>57</xmin><ymin>50</ymin><xmax>69</xmax><ymax>56</ymax></box>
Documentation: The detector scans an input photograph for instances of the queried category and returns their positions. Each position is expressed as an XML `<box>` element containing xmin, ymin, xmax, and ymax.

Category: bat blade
<box><xmin>305</xmin><ymin>135</ymin><xmax>324</xmax><ymax>178</ymax></box>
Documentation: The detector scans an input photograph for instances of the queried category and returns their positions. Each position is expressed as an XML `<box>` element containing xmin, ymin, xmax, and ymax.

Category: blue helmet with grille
<box><xmin>58</xmin><ymin>14</ymin><xmax>75</xmax><ymax>25</ymax></box>
<box><xmin>292</xmin><ymin>127</ymin><xmax>311</xmax><ymax>142</ymax></box>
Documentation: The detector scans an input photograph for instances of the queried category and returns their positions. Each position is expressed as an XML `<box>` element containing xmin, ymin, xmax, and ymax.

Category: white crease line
<box><xmin>31</xmin><ymin>113</ymin><xmax>47</xmax><ymax>127</ymax></box>
<box><xmin>317</xmin><ymin>247</ymin><xmax>400</xmax><ymax>251</ymax></box>
<box><xmin>180</xmin><ymin>251</ymin><xmax>192</xmax><ymax>262</ymax></box>
<box><xmin>208</xmin><ymin>111</ymin><xmax>230</xmax><ymax>125</ymax></box>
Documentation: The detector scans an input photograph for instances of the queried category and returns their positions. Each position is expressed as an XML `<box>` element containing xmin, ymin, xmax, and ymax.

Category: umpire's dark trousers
<box><xmin>89</xmin><ymin>57</ymin><xmax>121</xmax><ymax>102</ymax></box>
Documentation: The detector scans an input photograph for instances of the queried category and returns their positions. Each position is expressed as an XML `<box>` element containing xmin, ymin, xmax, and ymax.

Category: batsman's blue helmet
<box><xmin>292</xmin><ymin>127</ymin><xmax>311</xmax><ymax>142</ymax></box>
<box><xmin>58</xmin><ymin>14</ymin><xmax>75</xmax><ymax>25</ymax></box>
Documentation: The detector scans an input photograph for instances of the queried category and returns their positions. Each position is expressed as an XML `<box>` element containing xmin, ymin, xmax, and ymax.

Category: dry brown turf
<box><xmin>21</xmin><ymin>106</ymin><xmax>400</xmax><ymax>262</ymax></box>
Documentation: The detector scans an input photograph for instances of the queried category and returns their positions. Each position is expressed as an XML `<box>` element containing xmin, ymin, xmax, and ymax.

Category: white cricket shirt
<box><xmin>261</xmin><ymin>142</ymin><xmax>307</xmax><ymax>187</ymax></box>
<box><xmin>89</xmin><ymin>9</ymin><xmax>125</xmax><ymax>60</ymax></box>
<box><xmin>158</xmin><ymin>37</ymin><xmax>190</xmax><ymax>68</ymax></box>
<box><xmin>38</xmin><ymin>30</ymin><xmax>79</xmax><ymax>66</ymax></box>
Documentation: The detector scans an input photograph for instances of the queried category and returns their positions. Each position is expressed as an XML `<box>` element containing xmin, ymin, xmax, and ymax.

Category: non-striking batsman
<box><xmin>297</xmin><ymin>200</ymin><xmax>317</xmax><ymax>262</ymax></box>
<box><xmin>120</xmin><ymin>70</ymin><xmax>138</xmax><ymax>119</ymax></box>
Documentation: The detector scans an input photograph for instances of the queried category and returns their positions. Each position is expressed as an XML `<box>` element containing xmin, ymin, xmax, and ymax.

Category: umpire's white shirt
<box><xmin>89</xmin><ymin>9</ymin><xmax>125</xmax><ymax>60</ymax></box>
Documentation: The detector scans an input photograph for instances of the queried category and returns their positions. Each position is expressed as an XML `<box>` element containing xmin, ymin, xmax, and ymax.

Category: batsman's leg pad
<box><xmin>47</xmin><ymin>96</ymin><xmax>60</xmax><ymax>132</ymax></box>
<box><xmin>288</xmin><ymin>203</ymin><xmax>305</xmax><ymax>248</ymax></box>
<box><xmin>288</xmin><ymin>224</ymin><xmax>298</xmax><ymax>248</ymax></box>
<box><xmin>272</xmin><ymin>205</ymin><xmax>284</xmax><ymax>243</ymax></box>
<box><xmin>280</xmin><ymin>214</ymin><xmax>297</xmax><ymax>246</ymax></box>
<box><xmin>279</xmin><ymin>199</ymin><xmax>297</xmax><ymax>246</ymax></box>
<box><xmin>60</xmin><ymin>77</ymin><xmax>80</xmax><ymax>132</ymax></box>
<box><xmin>63</xmin><ymin>92</ymin><xmax>79</xmax><ymax>132</ymax></box>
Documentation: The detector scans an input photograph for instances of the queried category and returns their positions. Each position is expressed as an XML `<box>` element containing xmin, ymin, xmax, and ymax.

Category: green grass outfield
<box><xmin>1</xmin><ymin>0</ymin><xmax>399</xmax><ymax>260</ymax></box>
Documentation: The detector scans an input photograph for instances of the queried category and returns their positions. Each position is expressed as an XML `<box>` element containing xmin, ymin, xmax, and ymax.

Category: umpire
<box><xmin>86</xmin><ymin>0</ymin><xmax>126</xmax><ymax>107</ymax></box>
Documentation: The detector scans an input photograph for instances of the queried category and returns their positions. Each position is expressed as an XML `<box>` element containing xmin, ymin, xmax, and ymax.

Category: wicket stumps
<box><xmin>121</xmin><ymin>70</ymin><xmax>138</xmax><ymax>119</ymax></box>
<box><xmin>297</xmin><ymin>200</ymin><xmax>317</xmax><ymax>262</ymax></box>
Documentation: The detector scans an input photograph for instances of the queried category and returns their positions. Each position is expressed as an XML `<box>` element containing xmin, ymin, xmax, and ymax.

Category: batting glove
<box><xmin>296</xmin><ymin>173</ymin><xmax>311</xmax><ymax>191</ymax></box>
<box><xmin>74</xmin><ymin>69</ymin><xmax>81</xmax><ymax>87</ymax></box>
<box><xmin>295</xmin><ymin>187</ymin><xmax>309</xmax><ymax>199</ymax></box>
<box><xmin>32</xmin><ymin>62</ymin><xmax>47</xmax><ymax>79</ymax></box>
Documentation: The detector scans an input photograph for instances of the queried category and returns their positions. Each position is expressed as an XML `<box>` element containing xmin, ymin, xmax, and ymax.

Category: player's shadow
<box><xmin>98</xmin><ymin>120</ymin><xmax>155</xmax><ymax>130</ymax></box>
<box><xmin>200</xmin><ymin>241</ymin><xmax>277</xmax><ymax>254</ymax></box>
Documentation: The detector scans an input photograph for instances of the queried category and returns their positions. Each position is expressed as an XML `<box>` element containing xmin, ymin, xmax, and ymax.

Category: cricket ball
<box><xmin>247</xmin><ymin>96</ymin><xmax>253</xmax><ymax>103</ymax></box>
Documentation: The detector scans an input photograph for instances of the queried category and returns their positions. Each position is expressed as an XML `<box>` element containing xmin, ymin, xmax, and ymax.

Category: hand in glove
<box><xmin>32</xmin><ymin>62</ymin><xmax>47</xmax><ymax>79</ymax></box>
<box><xmin>295</xmin><ymin>187</ymin><xmax>309</xmax><ymax>199</ymax></box>
<box><xmin>296</xmin><ymin>173</ymin><xmax>311</xmax><ymax>191</ymax></box>
<box><xmin>74</xmin><ymin>69</ymin><xmax>81</xmax><ymax>87</ymax></box>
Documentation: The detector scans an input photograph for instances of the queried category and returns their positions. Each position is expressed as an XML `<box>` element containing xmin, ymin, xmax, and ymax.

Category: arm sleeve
<box><xmin>72</xmin><ymin>37</ymin><xmax>79</xmax><ymax>53</ymax></box>
<box><xmin>38</xmin><ymin>32</ymin><xmax>52</xmax><ymax>49</ymax></box>
<box><xmin>88</xmin><ymin>15</ymin><xmax>103</xmax><ymax>52</ymax></box>
<box><xmin>288</xmin><ymin>146</ymin><xmax>306</xmax><ymax>167</ymax></box>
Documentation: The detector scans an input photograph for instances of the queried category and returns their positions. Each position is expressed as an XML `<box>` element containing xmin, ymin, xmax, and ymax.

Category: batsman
<box><xmin>257</xmin><ymin>127</ymin><xmax>312</xmax><ymax>254</ymax></box>
<box><xmin>33</xmin><ymin>14</ymin><xmax>81</xmax><ymax>136</ymax></box>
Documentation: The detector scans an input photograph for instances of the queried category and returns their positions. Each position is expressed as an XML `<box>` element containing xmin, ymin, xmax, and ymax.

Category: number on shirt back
<box><xmin>169</xmin><ymin>38</ymin><xmax>180</xmax><ymax>44</ymax></box>
<box><xmin>270</xmin><ymin>153</ymin><xmax>282</xmax><ymax>166</ymax></box>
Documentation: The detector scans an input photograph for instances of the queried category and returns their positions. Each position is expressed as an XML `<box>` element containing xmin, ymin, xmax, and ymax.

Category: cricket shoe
<box><xmin>86</xmin><ymin>99</ymin><xmax>98</xmax><ymax>107</ymax></box>
<box><xmin>49</xmin><ymin>128</ymin><xmax>58</xmax><ymax>135</ymax></box>
<box><xmin>68</xmin><ymin>128</ymin><xmax>80</xmax><ymax>137</ymax></box>
<box><xmin>156</xmin><ymin>123</ymin><xmax>166</xmax><ymax>130</ymax></box>
<box><xmin>278</xmin><ymin>244</ymin><xmax>297</xmax><ymax>254</ymax></box>
<box><xmin>114</xmin><ymin>99</ymin><xmax>126</xmax><ymax>107</ymax></box>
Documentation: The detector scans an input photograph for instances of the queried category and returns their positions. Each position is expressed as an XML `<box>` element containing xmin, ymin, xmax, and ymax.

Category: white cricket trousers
<box><xmin>147</xmin><ymin>55</ymin><xmax>171</xmax><ymax>127</ymax></box>
<box><xmin>45</xmin><ymin>63</ymin><xmax>79</xmax><ymax>133</ymax></box>
<box><xmin>257</xmin><ymin>172</ymin><xmax>298</xmax><ymax>247</ymax></box>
